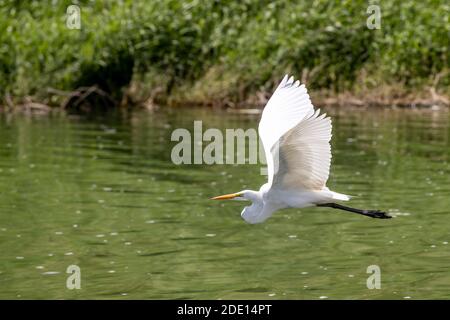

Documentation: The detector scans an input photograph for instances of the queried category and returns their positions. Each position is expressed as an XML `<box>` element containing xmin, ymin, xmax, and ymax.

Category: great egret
<box><xmin>211</xmin><ymin>75</ymin><xmax>391</xmax><ymax>223</ymax></box>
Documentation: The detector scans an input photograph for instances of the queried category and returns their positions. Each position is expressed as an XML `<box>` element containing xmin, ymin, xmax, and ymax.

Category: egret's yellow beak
<box><xmin>210</xmin><ymin>193</ymin><xmax>241</xmax><ymax>200</ymax></box>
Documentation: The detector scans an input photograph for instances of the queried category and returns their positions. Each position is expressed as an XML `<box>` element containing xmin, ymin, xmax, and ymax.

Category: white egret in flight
<box><xmin>211</xmin><ymin>75</ymin><xmax>391</xmax><ymax>223</ymax></box>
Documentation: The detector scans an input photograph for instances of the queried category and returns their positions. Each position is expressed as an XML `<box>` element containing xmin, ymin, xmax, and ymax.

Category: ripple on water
<box><xmin>1</xmin><ymin>108</ymin><xmax>450</xmax><ymax>299</ymax></box>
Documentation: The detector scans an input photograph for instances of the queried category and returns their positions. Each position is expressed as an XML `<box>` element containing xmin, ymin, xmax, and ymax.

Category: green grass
<box><xmin>0</xmin><ymin>0</ymin><xmax>449</xmax><ymax>108</ymax></box>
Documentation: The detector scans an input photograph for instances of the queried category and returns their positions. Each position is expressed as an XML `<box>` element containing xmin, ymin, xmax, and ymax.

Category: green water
<box><xmin>0</xmin><ymin>107</ymin><xmax>449</xmax><ymax>300</ymax></box>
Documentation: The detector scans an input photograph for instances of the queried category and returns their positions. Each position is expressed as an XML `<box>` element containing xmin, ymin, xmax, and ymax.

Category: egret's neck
<box><xmin>240</xmin><ymin>188</ymin><xmax>278</xmax><ymax>224</ymax></box>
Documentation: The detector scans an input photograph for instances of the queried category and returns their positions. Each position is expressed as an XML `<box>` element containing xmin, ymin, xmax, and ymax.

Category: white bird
<box><xmin>211</xmin><ymin>75</ymin><xmax>390</xmax><ymax>223</ymax></box>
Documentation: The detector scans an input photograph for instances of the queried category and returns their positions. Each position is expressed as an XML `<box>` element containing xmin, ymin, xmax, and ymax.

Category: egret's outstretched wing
<box><xmin>272</xmin><ymin>109</ymin><xmax>332</xmax><ymax>191</ymax></box>
<box><xmin>259</xmin><ymin>75</ymin><xmax>316</xmax><ymax>187</ymax></box>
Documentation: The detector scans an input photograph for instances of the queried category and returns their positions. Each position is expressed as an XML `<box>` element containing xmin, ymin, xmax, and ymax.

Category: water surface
<box><xmin>0</xmin><ymin>107</ymin><xmax>449</xmax><ymax>299</ymax></box>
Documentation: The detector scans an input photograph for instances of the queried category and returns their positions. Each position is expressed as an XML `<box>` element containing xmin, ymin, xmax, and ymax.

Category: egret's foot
<box><xmin>317</xmin><ymin>203</ymin><xmax>392</xmax><ymax>219</ymax></box>
<box><xmin>361</xmin><ymin>210</ymin><xmax>392</xmax><ymax>219</ymax></box>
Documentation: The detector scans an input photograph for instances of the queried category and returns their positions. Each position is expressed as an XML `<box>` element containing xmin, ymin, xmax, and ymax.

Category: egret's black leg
<box><xmin>317</xmin><ymin>203</ymin><xmax>391</xmax><ymax>219</ymax></box>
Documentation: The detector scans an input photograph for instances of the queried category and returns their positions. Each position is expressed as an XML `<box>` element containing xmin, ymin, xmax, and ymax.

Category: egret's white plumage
<box><xmin>212</xmin><ymin>75</ymin><xmax>390</xmax><ymax>223</ymax></box>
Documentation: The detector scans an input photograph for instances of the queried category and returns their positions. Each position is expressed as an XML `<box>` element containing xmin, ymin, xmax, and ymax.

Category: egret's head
<box><xmin>211</xmin><ymin>190</ymin><xmax>266</xmax><ymax>224</ymax></box>
<box><xmin>210</xmin><ymin>190</ymin><xmax>259</xmax><ymax>201</ymax></box>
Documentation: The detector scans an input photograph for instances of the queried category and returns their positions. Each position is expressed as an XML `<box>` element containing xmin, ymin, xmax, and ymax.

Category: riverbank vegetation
<box><xmin>0</xmin><ymin>0</ymin><xmax>449</xmax><ymax>111</ymax></box>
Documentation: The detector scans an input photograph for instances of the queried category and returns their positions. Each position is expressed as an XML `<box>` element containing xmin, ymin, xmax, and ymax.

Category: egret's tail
<box><xmin>320</xmin><ymin>187</ymin><xmax>351</xmax><ymax>201</ymax></box>
<box><xmin>331</xmin><ymin>191</ymin><xmax>351</xmax><ymax>201</ymax></box>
